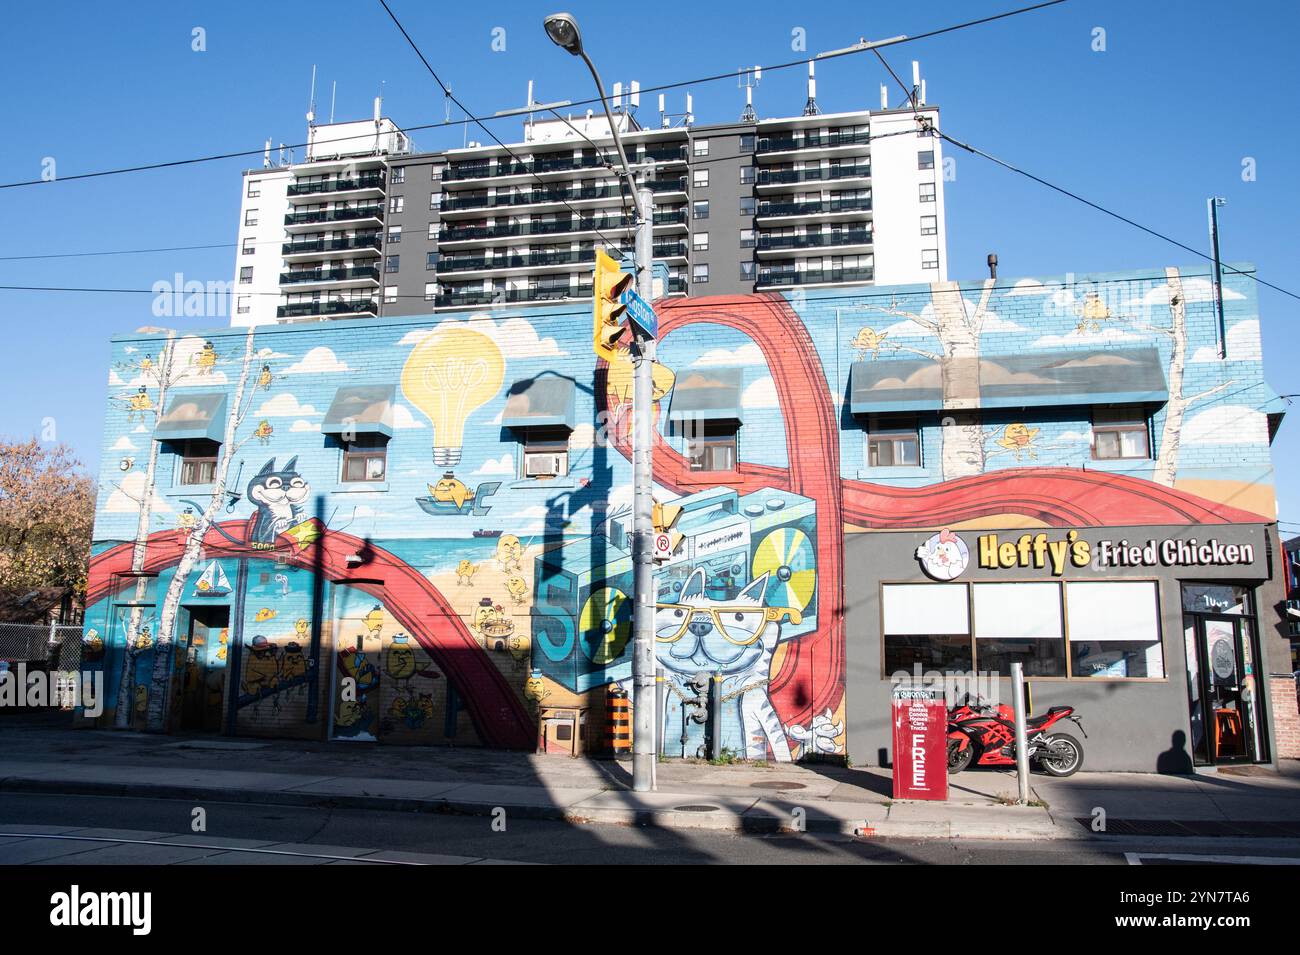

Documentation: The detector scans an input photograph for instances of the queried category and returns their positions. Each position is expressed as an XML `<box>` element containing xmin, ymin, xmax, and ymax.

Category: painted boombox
<box><xmin>531</xmin><ymin>485</ymin><xmax>817</xmax><ymax>693</ymax></box>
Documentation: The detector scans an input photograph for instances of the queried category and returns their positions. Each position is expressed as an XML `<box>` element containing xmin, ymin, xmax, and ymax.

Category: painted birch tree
<box><xmin>145</xmin><ymin>326</ymin><xmax>258</xmax><ymax>732</ymax></box>
<box><xmin>106</xmin><ymin>332</ymin><xmax>180</xmax><ymax>729</ymax></box>
<box><xmin>858</xmin><ymin>279</ymin><xmax>995</xmax><ymax>479</ymax></box>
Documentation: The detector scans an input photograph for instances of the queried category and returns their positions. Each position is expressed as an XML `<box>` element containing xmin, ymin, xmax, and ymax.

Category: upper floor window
<box><xmin>242</xmin><ymin>237</ymin><xmax>255</xmax><ymax>255</ymax></box>
<box><xmin>920</xmin><ymin>215</ymin><xmax>938</xmax><ymax>236</ymax></box>
<box><xmin>919</xmin><ymin>182</ymin><xmax>936</xmax><ymax>203</ymax></box>
<box><xmin>247</xmin><ymin>180</ymin><xmax>261</xmax><ymax>198</ymax></box>
<box><xmin>177</xmin><ymin>439</ymin><xmax>219</xmax><ymax>486</ymax></box>
<box><xmin>740</xmin><ymin>134</ymin><xmax>756</xmax><ymax>153</ymax></box>
<box><xmin>692</xmin><ymin>169</ymin><xmax>709</xmax><ymax>188</ymax></box>
<box><xmin>918</xmin><ymin>150</ymin><xmax>935</xmax><ymax>170</ymax></box>
<box><xmin>739</xmin><ymin>228</ymin><xmax>756</xmax><ymax>248</ymax></box>
<box><xmin>693</xmin><ymin>232</ymin><xmax>710</xmax><ymax>252</ymax></box>
<box><xmin>342</xmin><ymin>434</ymin><xmax>388</xmax><ymax>483</ymax></box>
<box><xmin>239</xmin><ymin>266</ymin><xmax>253</xmax><ymax>284</ymax></box>
<box><xmin>740</xmin><ymin>165</ymin><xmax>756</xmax><ymax>184</ymax></box>
<box><xmin>739</xmin><ymin>196</ymin><xmax>757</xmax><ymax>216</ymax></box>
<box><xmin>685</xmin><ymin>420</ymin><xmax>737</xmax><ymax>472</ymax></box>
<box><xmin>520</xmin><ymin>428</ymin><xmax>570</xmax><ymax>479</ymax></box>
<box><xmin>693</xmin><ymin>200</ymin><xmax>710</xmax><ymax>220</ymax></box>
<box><xmin>244</xmin><ymin>209</ymin><xmax>258</xmax><ymax>226</ymax></box>
<box><xmin>387</xmin><ymin>226</ymin><xmax>402</xmax><ymax>244</ymax></box>
<box><xmin>921</xmin><ymin>249</ymin><xmax>939</xmax><ymax>270</ymax></box>
<box><xmin>693</xmin><ymin>138</ymin><xmax>710</xmax><ymax>157</ymax></box>
<box><xmin>389</xmin><ymin>195</ymin><xmax>405</xmax><ymax>213</ymax></box>
<box><xmin>1092</xmin><ymin>407</ymin><xmax>1151</xmax><ymax>460</ymax></box>
<box><xmin>867</xmin><ymin>414</ymin><xmax>920</xmax><ymax>467</ymax></box>
<box><xmin>390</xmin><ymin>167</ymin><xmax>406</xmax><ymax>184</ymax></box>
<box><xmin>385</xmin><ymin>254</ymin><xmax>400</xmax><ymax>273</ymax></box>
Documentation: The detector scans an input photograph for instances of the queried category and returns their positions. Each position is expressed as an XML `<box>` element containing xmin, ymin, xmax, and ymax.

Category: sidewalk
<box><xmin>3</xmin><ymin>715</ymin><xmax>1297</xmax><ymax>840</ymax></box>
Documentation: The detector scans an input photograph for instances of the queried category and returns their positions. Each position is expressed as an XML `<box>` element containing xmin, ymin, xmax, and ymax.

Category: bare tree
<box><xmin>144</xmin><ymin>326</ymin><xmax>259</xmax><ymax>732</ymax></box>
<box><xmin>857</xmin><ymin>279</ymin><xmax>995</xmax><ymax>479</ymax></box>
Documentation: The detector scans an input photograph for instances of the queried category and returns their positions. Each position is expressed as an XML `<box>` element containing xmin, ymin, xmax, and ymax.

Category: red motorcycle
<box><xmin>947</xmin><ymin>697</ymin><xmax>1086</xmax><ymax>777</ymax></box>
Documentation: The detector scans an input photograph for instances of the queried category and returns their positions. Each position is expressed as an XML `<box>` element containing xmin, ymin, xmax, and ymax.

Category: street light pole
<box><xmin>545</xmin><ymin>12</ymin><xmax>657</xmax><ymax>792</ymax></box>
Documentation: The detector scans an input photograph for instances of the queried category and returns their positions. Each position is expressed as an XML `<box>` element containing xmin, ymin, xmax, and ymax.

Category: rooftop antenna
<box><xmin>686</xmin><ymin>92</ymin><xmax>694</xmax><ymax>125</ymax></box>
<box><xmin>739</xmin><ymin>65</ymin><xmax>761</xmax><ymax>122</ymax></box>
<box><xmin>880</xmin><ymin>83</ymin><xmax>889</xmax><ymax>110</ymax></box>
<box><xmin>306</xmin><ymin>64</ymin><xmax>317</xmax><ymax>127</ymax></box>
<box><xmin>802</xmin><ymin>61</ymin><xmax>820</xmax><ymax>116</ymax></box>
<box><xmin>612</xmin><ymin>81</ymin><xmax>623</xmax><ymax>110</ymax></box>
<box><xmin>630</xmin><ymin>80</ymin><xmax>640</xmax><ymax>110</ymax></box>
<box><xmin>329</xmin><ymin>81</ymin><xmax>337</xmax><ymax>124</ymax></box>
<box><xmin>911</xmin><ymin>60</ymin><xmax>921</xmax><ymax>108</ymax></box>
<box><xmin>263</xmin><ymin>138</ymin><xmax>272</xmax><ymax>169</ymax></box>
<box><xmin>658</xmin><ymin>93</ymin><xmax>668</xmax><ymax>128</ymax></box>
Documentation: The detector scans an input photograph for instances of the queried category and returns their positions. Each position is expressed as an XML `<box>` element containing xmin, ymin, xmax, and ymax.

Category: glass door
<box><xmin>1183</xmin><ymin>613</ymin><xmax>1265</xmax><ymax>765</ymax></box>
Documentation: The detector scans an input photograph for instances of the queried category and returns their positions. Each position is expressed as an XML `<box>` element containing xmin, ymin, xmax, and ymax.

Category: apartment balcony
<box><xmin>755</xmin><ymin>229</ymin><xmax>873</xmax><ymax>257</ymax></box>
<box><xmin>439</xmin><ymin>184</ymin><xmax>627</xmax><ymax>216</ymax></box>
<box><xmin>276</xmin><ymin>298</ymin><xmax>379</xmax><ymax>321</ymax></box>
<box><xmin>754</xmin><ymin>196</ymin><xmax>872</xmax><ymax>224</ymax></box>
<box><xmin>434</xmin><ymin>284</ymin><xmax>594</xmax><ymax>309</ymax></box>
<box><xmin>442</xmin><ymin>153</ymin><xmax>612</xmax><ymax>183</ymax></box>
<box><xmin>646</xmin><ymin>176</ymin><xmax>688</xmax><ymax>198</ymax></box>
<box><xmin>281</xmin><ymin>234</ymin><xmax>383</xmax><ymax>260</ymax></box>
<box><xmin>652</xmin><ymin>241</ymin><xmax>688</xmax><ymax>261</ymax></box>
<box><xmin>755</xmin><ymin>266</ymin><xmax>874</xmax><ymax>289</ymax></box>
<box><xmin>666</xmin><ymin>276</ymin><xmax>687</xmax><ymax>295</ymax></box>
<box><xmin>439</xmin><ymin>215</ymin><xmax>635</xmax><ymax>245</ymax></box>
<box><xmin>633</xmin><ymin>144</ymin><xmax>688</xmax><ymax>166</ymax></box>
<box><xmin>279</xmin><ymin>265</ymin><xmax>381</xmax><ymax>288</ymax></box>
<box><xmin>756</xmin><ymin>163</ymin><xmax>871</xmax><ymax>192</ymax></box>
<box><xmin>755</xmin><ymin>129</ymin><xmax>871</xmax><ymax>161</ymax></box>
<box><xmin>438</xmin><ymin>248</ymin><xmax>605</xmax><ymax>276</ymax></box>
<box><xmin>283</xmin><ymin>205</ymin><xmax>384</xmax><ymax>232</ymax></box>
<box><xmin>652</xmin><ymin>208</ymin><xmax>689</xmax><ymax>231</ymax></box>
<box><xmin>286</xmin><ymin>173</ymin><xmax>385</xmax><ymax>200</ymax></box>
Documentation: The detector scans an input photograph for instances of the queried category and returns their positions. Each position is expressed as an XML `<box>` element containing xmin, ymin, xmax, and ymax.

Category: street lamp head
<box><xmin>543</xmin><ymin>12</ymin><xmax>582</xmax><ymax>55</ymax></box>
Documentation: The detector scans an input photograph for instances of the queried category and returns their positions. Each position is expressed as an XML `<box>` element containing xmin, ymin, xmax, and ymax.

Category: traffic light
<box><xmin>593</xmin><ymin>248</ymin><xmax>632</xmax><ymax>360</ymax></box>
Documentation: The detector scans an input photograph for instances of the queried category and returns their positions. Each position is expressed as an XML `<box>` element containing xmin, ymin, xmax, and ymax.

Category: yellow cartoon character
<box><xmin>505</xmin><ymin>575</ymin><xmax>529</xmax><ymax>606</ymax></box>
<box><xmin>133</xmin><ymin>625</ymin><xmax>153</xmax><ymax>651</ymax></box>
<box><xmin>124</xmin><ymin>386</ymin><xmax>153</xmax><ymax>423</ymax></box>
<box><xmin>850</xmin><ymin>327</ymin><xmax>888</xmax><ymax>360</ymax></box>
<box><xmin>495</xmin><ymin>534</ymin><xmax>523</xmax><ymax>572</ymax></box>
<box><xmin>139</xmin><ymin>353</ymin><xmax>154</xmax><ymax>374</ymax></box>
<box><xmin>294</xmin><ymin>618</ymin><xmax>310</xmax><ymax>640</ymax></box>
<box><xmin>257</xmin><ymin>364</ymin><xmax>273</xmax><ymax>389</ymax></box>
<box><xmin>996</xmin><ymin>422</ymin><xmax>1040</xmax><ymax>461</ymax></box>
<box><xmin>428</xmin><ymin>473</ymin><xmax>475</xmax><ymax>511</ymax></box>
<box><xmin>605</xmin><ymin>349</ymin><xmax>676</xmax><ymax>406</ymax></box>
<box><xmin>242</xmin><ymin>635</ymin><xmax>280</xmax><ymax>695</ymax></box>
<box><xmin>385</xmin><ymin>634</ymin><xmax>417</xmax><ymax>681</ymax></box>
<box><xmin>506</xmin><ymin>633</ymin><xmax>531</xmax><ymax>663</ymax></box>
<box><xmin>523</xmin><ymin>668</ymin><xmax>548</xmax><ymax>708</ymax></box>
<box><xmin>133</xmin><ymin>685</ymin><xmax>149</xmax><ymax>720</ymax></box>
<box><xmin>254</xmin><ymin>607</ymin><xmax>277</xmax><ymax>623</ymax></box>
<box><xmin>455</xmin><ymin>559</ymin><xmax>478</xmax><ymax>586</ymax></box>
<box><xmin>363</xmin><ymin>605</ymin><xmax>384</xmax><ymax>639</ymax></box>
<box><xmin>253</xmin><ymin>420</ymin><xmax>273</xmax><ymax>444</ymax></box>
<box><xmin>216</xmin><ymin>628</ymin><xmax>229</xmax><ymax>662</ymax></box>
<box><xmin>176</xmin><ymin>507</ymin><xmax>197</xmax><ymax>531</ymax></box>
<box><xmin>280</xmin><ymin>641</ymin><xmax>307</xmax><ymax>682</ymax></box>
<box><xmin>1075</xmin><ymin>291</ymin><xmax>1112</xmax><ymax>334</ymax></box>
<box><xmin>194</xmin><ymin>340</ymin><xmax>218</xmax><ymax>375</ymax></box>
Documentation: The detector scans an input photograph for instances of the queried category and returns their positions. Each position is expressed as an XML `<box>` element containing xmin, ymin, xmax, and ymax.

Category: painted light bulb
<box><xmin>400</xmin><ymin>328</ymin><xmax>504</xmax><ymax>468</ymax></box>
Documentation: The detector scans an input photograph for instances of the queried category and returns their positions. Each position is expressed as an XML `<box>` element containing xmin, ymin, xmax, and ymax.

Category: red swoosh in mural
<box><xmin>607</xmin><ymin>293</ymin><xmax>1267</xmax><ymax>733</ymax></box>
<box><xmin>86</xmin><ymin>521</ymin><xmax>535</xmax><ymax>749</ymax></box>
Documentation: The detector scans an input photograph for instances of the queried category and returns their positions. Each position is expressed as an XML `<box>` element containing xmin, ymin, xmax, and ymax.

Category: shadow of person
<box><xmin>1156</xmin><ymin>729</ymin><xmax>1194</xmax><ymax>775</ymax></box>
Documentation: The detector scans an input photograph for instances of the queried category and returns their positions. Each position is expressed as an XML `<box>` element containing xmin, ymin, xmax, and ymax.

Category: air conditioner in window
<box><xmin>524</xmin><ymin>453</ymin><xmax>563</xmax><ymax>477</ymax></box>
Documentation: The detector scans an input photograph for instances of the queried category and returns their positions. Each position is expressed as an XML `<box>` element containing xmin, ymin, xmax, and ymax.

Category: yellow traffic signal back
<box><xmin>593</xmin><ymin>248</ymin><xmax>633</xmax><ymax>359</ymax></box>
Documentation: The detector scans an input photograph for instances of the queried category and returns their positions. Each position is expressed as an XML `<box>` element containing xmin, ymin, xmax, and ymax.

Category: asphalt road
<box><xmin>3</xmin><ymin>791</ymin><xmax>1300</xmax><ymax>865</ymax></box>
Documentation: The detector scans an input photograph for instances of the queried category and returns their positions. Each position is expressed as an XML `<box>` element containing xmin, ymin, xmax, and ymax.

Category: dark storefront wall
<box><xmin>845</xmin><ymin>523</ymin><xmax>1273</xmax><ymax>773</ymax></box>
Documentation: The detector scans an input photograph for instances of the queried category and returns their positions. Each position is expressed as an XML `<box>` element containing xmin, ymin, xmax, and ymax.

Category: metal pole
<box><xmin>630</xmin><ymin>182</ymin><xmax>656</xmax><ymax>791</ymax></box>
<box><xmin>1011</xmin><ymin>662</ymin><xmax>1030</xmax><ymax>805</ymax></box>
<box><xmin>1207</xmin><ymin>197</ymin><xmax>1227</xmax><ymax>359</ymax></box>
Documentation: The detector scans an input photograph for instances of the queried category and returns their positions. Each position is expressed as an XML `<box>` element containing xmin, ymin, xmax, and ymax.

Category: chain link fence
<box><xmin>0</xmin><ymin>622</ymin><xmax>82</xmax><ymax>671</ymax></box>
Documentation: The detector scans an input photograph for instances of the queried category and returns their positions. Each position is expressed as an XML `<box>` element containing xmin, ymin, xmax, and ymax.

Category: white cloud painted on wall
<box><xmin>110</xmin><ymin>436</ymin><xmax>137</xmax><ymax>451</ymax></box>
<box><xmin>253</xmin><ymin>393</ymin><xmax>319</xmax><ymax>418</ymax></box>
<box><xmin>742</xmin><ymin>375</ymin><xmax>779</xmax><ymax>408</ymax></box>
<box><xmin>391</xmin><ymin>403</ymin><xmax>427</xmax><ymax>429</ymax></box>
<box><xmin>474</xmin><ymin>453</ymin><xmax>516</xmax><ymax>475</ymax></box>
<box><xmin>289</xmin><ymin>419</ymin><xmax>320</xmax><ymax>432</ymax></box>
<box><xmin>281</xmin><ymin>346</ymin><xmax>351</xmax><ymax>375</ymax></box>
<box><xmin>103</xmin><ymin>472</ymin><xmax>173</xmax><ymax>514</ymax></box>
<box><xmin>1029</xmin><ymin>326</ymin><xmax>1143</xmax><ymax>349</ymax></box>
<box><xmin>1180</xmin><ymin>404</ymin><xmax>1269</xmax><ymax>446</ymax></box>
<box><xmin>1142</xmin><ymin>276</ymin><xmax>1246</xmax><ymax>307</ymax></box>
<box><xmin>1190</xmin><ymin>319</ymin><xmax>1263</xmax><ymax>363</ymax></box>
<box><xmin>400</xmin><ymin>314</ymin><xmax>567</xmax><ymax>357</ymax></box>
<box><xmin>691</xmin><ymin>343</ymin><xmax>767</xmax><ymax>367</ymax></box>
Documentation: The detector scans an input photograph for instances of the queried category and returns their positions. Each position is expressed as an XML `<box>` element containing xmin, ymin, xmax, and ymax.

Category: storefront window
<box><xmin>1066</xmin><ymin>581</ymin><xmax>1164</xmax><ymax>678</ymax></box>
<box><xmin>972</xmin><ymin>582</ymin><xmax>1065</xmax><ymax>676</ymax></box>
<box><xmin>882</xmin><ymin>583</ymin><xmax>971</xmax><ymax>673</ymax></box>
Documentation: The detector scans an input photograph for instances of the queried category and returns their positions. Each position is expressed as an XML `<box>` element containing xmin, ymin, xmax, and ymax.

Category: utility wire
<box><xmin>930</xmin><ymin>125</ymin><xmax>1300</xmax><ymax>304</ymax></box>
<box><xmin>0</xmin><ymin>0</ymin><xmax>1069</xmax><ymax>191</ymax></box>
<box><xmin>375</xmin><ymin>0</ymin><xmax>628</xmax><ymax>251</ymax></box>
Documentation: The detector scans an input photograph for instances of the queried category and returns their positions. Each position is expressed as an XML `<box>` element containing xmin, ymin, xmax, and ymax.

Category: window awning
<box><xmin>849</xmin><ymin>347</ymin><xmax>1169</xmax><ymax>414</ymax></box>
<box><xmin>154</xmin><ymin>392</ymin><xmax>228</xmax><ymax>443</ymax></box>
<box><xmin>321</xmin><ymin>384</ymin><xmax>395</xmax><ymax>437</ymax></box>
<box><xmin>666</xmin><ymin>368</ymin><xmax>744</xmax><ymax>424</ymax></box>
<box><xmin>502</xmin><ymin>375</ymin><xmax>575</xmax><ymax>430</ymax></box>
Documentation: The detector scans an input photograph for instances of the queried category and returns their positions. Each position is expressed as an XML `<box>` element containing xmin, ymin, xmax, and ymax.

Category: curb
<box><xmin>0</xmin><ymin>775</ymin><xmax>1056</xmax><ymax>840</ymax></box>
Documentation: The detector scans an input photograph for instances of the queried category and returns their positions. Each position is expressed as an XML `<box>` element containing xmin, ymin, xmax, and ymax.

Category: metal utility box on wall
<box><xmin>538</xmin><ymin>704</ymin><xmax>588</xmax><ymax>755</ymax></box>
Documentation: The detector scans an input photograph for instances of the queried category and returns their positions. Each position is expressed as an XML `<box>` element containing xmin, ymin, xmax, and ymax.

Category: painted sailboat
<box><xmin>193</xmin><ymin>560</ymin><xmax>232</xmax><ymax>597</ymax></box>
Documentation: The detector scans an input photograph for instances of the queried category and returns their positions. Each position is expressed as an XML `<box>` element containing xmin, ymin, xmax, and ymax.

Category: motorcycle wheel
<box><xmin>947</xmin><ymin>737</ymin><xmax>975</xmax><ymax>774</ymax></box>
<box><xmin>1038</xmin><ymin>732</ymin><xmax>1083</xmax><ymax>777</ymax></box>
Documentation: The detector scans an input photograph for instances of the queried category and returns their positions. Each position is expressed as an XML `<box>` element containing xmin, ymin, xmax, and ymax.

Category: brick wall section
<box><xmin>1270</xmin><ymin>676</ymin><xmax>1300</xmax><ymax>759</ymax></box>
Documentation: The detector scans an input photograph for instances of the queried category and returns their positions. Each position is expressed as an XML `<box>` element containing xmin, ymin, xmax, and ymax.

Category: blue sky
<box><xmin>0</xmin><ymin>0</ymin><xmax>1296</xmax><ymax>524</ymax></box>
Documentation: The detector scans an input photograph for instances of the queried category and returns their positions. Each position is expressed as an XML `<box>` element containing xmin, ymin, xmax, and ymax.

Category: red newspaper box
<box><xmin>891</xmin><ymin>688</ymin><xmax>948</xmax><ymax>800</ymax></box>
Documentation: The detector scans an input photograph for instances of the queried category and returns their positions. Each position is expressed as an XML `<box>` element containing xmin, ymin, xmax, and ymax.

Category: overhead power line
<box><xmin>931</xmin><ymin>126</ymin><xmax>1300</xmax><ymax>304</ymax></box>
<box><xmin>0</xmin><ymin>0</ymin><xmax>1069</xmax><ymax>191</ymax></box>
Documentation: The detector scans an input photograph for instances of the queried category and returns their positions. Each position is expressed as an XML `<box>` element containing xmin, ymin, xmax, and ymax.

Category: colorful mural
<box><xmin>84</xmin><ymin>264</ymin><xmax>1280</xmax><ymax>759</ymax></box>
